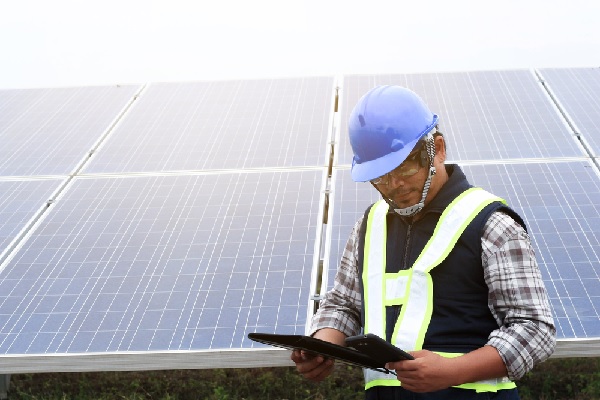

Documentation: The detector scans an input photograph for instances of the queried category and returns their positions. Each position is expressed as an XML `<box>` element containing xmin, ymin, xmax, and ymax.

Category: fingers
<box><xmin>384</xmin><ymin>359</ymin><xmax>429</xmax><ymax>392</ymax></box>
<box><xmin>291</xmin><ymin>350</ymin><xmax>335</xmax><ymax>382</ymax></box>
<box><xmin>385</xmin><ymin>359</ymin><xmax>418</xmax><ymax>372</ymax></box>
<box><xmin>386</xmin><ymin>351</ymin><xmax>455</xmax><ymax>393</ymax></box>
<box><xmin>385</xmin><ymin>350</ymin><xmax>427</xmax><ymax>371</ymax></box>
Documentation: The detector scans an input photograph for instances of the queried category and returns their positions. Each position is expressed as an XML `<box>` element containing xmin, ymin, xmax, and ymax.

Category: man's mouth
<box><xmin>386</xmin><ymin>188</ymin><xmax>422</xmax><ymax>207</ymax></box>
<box><xmin>389</xmin><ymin>189</ymin><xmax>412</xmax><ymax>200</ymax></box>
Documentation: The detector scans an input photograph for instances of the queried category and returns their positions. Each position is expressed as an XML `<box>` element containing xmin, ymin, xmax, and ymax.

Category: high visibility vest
<box><xmin>362</xmin><ymin>187</ymin><xmax>516</xmax><ymax>392</ymax></box>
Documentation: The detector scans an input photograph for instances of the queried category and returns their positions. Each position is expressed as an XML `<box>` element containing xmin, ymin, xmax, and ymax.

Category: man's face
<box><xmin>371</xmin><ymin>145</ymin><xmax>429</xmax><ymax>208</ymax></box>
<box><xmin>376</xmin><ymin>168</ymin><xmax>428</xmax><ymax>209</ymax></box>
<box><xmin>371</xmin><ymin>135</ymin><xmax>447</xmax><ymax>210</ymax></box>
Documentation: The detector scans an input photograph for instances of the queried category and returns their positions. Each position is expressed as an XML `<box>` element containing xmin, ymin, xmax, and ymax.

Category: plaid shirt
<box><xmin>310</xmin><ymin>210</ymin><xmax>556</xmax><ymax>381</ymax></box>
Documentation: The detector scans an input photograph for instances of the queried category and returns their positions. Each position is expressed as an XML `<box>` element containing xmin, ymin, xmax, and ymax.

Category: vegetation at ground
<box><xmin>6</xmin><ymin>357</ymin><xmax>599</xmax><ymax>400</ymax></box>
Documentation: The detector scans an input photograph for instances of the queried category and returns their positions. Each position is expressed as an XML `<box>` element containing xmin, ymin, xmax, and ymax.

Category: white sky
<box><xmin>1</xmin><ymin>0</ymin><xmax>600</xmax><ymax>89</ymax></box>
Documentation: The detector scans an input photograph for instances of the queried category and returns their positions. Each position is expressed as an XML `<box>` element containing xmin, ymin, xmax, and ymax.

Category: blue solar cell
<box><xmin>337</xmin><ymin>71</ymin><xmax>583</xmax><ymax>166</ymax></box>
<box><xmin>540</xmin><ymin>68</ymin><xmax>600</xmax><ymax>156</ymax></box>
<box><xmin>0</xmin><ymin>179</ymin><xmax>62</xmax><ymax>260</ymax></box>
<box><xmin>0</xmin><ymin>86</ymin><xmax>140</xmax><ymax>176</ymax></box>
<box><xmin>0</xmin><ymin>170</ymin><xmax>323</xmax><ymax>355</ymax></box>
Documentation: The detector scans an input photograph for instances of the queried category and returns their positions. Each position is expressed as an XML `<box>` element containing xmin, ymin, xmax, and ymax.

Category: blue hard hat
<box><xmin>349</xmin><ymin>85</ymin><xmax>438</xmax><ymax>182</ymax></box>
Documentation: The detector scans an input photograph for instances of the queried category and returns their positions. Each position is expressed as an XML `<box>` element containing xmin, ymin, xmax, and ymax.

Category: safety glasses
<box><xmin>370</xmin><ymin>145</ymin><xmax>427</xmax><ymax>186</ymax></box>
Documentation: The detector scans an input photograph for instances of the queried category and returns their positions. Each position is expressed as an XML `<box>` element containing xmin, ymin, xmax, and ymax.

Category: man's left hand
<box><xmin>386</xmin><ymin>350</ymin><xmax>456</xmax><ymax>393</ymax></box>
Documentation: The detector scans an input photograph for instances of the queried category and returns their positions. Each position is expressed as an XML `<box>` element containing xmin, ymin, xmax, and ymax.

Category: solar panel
<box><xmin>0</xmin><ymin>85</ymin><xmax>141</xmax><ymax>177</ymax></box>
<box><xmin>0</xmin><ymin>170</ymin><xmax>324</xmax><ymax>370</ymax></box>
<box><xmin>84</xmin><ymin>78</ymin><xmax>335</xmax><ymax>174</ymax></box>
<box><xmin>336</xmin><ymin>71</ymin><xmax>584</xmax><ymax>166</ymax></box>
<box><xmin>326</xmin><ymin>161</ymin><xmax>600</xmax><ymax>343</ymax></box>
<box><xmin>0</xmin><ymin>179</ymin><xmax>63</xmax><ymax>261</ymax></box>
<box><xmin>538</xmin><ymin>68</ymin><xmax>600</xmax><ymax>156</ymax></box>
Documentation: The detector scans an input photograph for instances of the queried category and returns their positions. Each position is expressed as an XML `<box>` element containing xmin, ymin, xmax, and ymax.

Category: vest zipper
<box><xmin>393</xmin><ymin>221</ymin><xmax>413</xmax><ymax>326</ymax></box>
<box><xmin>402</xmin><ymin>223</ymin><xmax>412</xmax><ymax>270</ymax></box>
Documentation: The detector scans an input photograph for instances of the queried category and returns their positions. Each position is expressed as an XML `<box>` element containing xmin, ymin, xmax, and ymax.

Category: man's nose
<box><xmin>388</xmin><ymin>174</ymin><xmax>406</xmax><ymax>186</ymax></box>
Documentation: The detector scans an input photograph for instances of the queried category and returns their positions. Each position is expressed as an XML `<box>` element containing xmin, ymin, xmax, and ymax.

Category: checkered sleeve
<box><xmin>309</xmin><ymin>218</ymin><xmax>363</xmax><ymax>338</ymax></box>
<box><xmin>483</xmin><ymin>211</ymin><xmax>557</xmax><ymax>380</ymax></box>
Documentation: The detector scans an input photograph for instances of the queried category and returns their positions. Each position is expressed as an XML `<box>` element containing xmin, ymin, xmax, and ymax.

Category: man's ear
<box><xmin>434</xmin><ymin>135</ymin><xmax>446</xmax><ymax>163</ymax></box>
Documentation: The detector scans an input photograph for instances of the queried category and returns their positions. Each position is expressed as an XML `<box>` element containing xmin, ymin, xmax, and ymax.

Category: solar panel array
<box><xmin>1</xmin><ymin>69</ymin><xmax>599</xmax><ymax>373</ymax></box>
<box><xmin>0</xmin><ymin>78</ymin><xmax>334</xmax><ymax>372</ymax></box>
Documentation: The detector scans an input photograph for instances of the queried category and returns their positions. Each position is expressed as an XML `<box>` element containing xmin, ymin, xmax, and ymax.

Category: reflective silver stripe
<box><xmin>363</xmin><ymin>200</ymin><xmax>389</xmax><ymax>338</ymax></box>
<box><xmin>363</xmin><ymin>200</ymin><xmax>397</xmax><ymax>386</ymax></box>
<box><xmin>384</xmin><ymin>272</ymin><xmax>409</xmax><ymax>304</ymax></box>
<box><xmin>478</xmin><ymin>376</ymin><xmax>513</xmax><ymax>386</ymax></box>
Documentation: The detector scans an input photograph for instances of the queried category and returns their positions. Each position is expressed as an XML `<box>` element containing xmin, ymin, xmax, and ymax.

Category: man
<box><xmin>291</xmin><ymin>85</ymin><xmax>556</xmax><ymax>399</ymax></box>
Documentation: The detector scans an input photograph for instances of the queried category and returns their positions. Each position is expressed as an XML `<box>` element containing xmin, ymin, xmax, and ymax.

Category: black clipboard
<box><xmin>248</xmin><ymin>332</ymin><xmax>391</xmax><ymax>372</ymax></box>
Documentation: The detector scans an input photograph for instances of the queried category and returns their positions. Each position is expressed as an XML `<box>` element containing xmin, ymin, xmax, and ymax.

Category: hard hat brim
<box><xmin>351</xmin><ymin>136</ymin><xmax>421</xmax><ymax>182</ymax></box>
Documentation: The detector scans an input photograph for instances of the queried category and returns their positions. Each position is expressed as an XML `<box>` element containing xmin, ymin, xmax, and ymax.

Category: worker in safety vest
<box><xmin>291</xmin><ymin>85</ymin><xmax>556</xmax><ymax>399</ymax></box>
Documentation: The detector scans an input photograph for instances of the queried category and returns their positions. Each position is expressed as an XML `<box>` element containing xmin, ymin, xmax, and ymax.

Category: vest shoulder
<box><xmin>482</xmin><ymin>202</ymin><xmax>527</xmax><ymax>232</ymax></box>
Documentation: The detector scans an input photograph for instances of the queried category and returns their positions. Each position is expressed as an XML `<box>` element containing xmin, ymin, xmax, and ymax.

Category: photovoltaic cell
<box><xmin>327</xmin><ymin>162</ymin><xmax>600</xmax><ymax>340</ymax></box>
<box><xmin>84</xmin><ymin>77</ymin><xmax>334</xmax><ymax>174</ymax></box>
<box><xmin>0</xmin><ymin>179</ymin><xmax>62</xmax><ymax>257</ymax></box>
<box><xmin>539</xmin><ymin>68</ymin><xmax>600</xmax><ymax>156</ymax></box>
<box><xmin>337</xmin><ymin>71</ymin><xmax>583</xmax><ymax>166</ymax></box>
<box><xmin>0</xmin><ymin>170</ymin><xmax>323</xmax><ymax>355</ymax></box>
<box><xmin>0</xmin><ymin>85</ymin><xmax>140</xmax><ymax>176</ymax></box>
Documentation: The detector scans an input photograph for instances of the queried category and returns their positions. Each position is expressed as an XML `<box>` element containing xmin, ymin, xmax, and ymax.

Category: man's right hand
<box><xmin>290</xmin><ymin>349</ymin><xmax>335</xmax><ymax>382</ymax></box>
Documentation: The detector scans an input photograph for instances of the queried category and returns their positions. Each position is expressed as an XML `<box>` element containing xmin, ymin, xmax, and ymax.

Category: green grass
<box><xmin>7</xmin><ymin>357</ymin><xmax>599</xmax><ymax>400</ymax></box>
